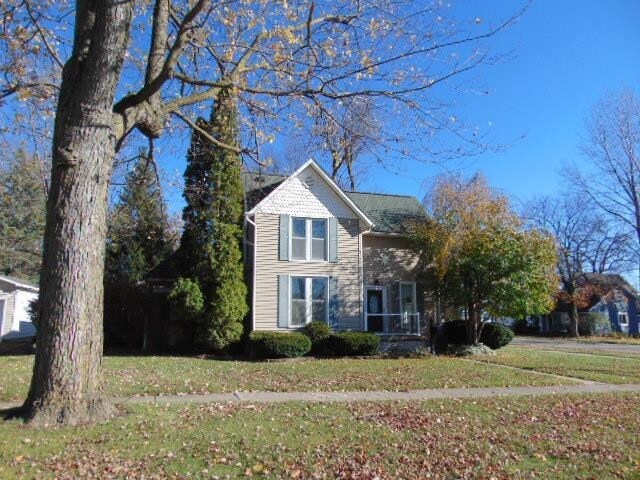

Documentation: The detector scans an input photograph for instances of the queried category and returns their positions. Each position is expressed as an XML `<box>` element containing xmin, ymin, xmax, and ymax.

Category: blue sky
<box><xmin>151</xmin><ymin>1</ymin><xmax>640</xmax><ymax>213</ymax></box>
<box><xmin>352</xmin><ymin>0</ymin><xmax>640</xmax><ymax>204</ymax></box>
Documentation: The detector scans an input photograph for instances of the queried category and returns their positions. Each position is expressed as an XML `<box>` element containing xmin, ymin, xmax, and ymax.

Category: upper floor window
<box><xmin>291</xmin><ymin>217</ymin><xmax>327</xmax><ymax>261</ymax></box>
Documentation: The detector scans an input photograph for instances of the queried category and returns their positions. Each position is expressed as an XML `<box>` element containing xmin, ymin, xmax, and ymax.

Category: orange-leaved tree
<box><xmin>412</xmin><ymin>174</ymin><xmax>558</xmax><ymax>344</ymax></box>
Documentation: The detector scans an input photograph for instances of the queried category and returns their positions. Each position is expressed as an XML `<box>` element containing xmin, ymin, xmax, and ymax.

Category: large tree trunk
<box><xmin>568</xmin><ymin>301</ymin><xmax>579</xmax><ymax>338</ymax></box>
<box><xmin>23</xmin><ymin>0</ymin><xmax>133</xmax><ymax>426</ymax></box>
<box><xmin>466</xmin><ymin>302</ymin><xmax>481</xmax><ymax>345</ymax></box>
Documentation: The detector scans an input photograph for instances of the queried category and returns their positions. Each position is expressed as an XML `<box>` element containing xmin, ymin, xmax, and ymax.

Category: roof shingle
<box><xmin>346</xmin><ymin>191</ymin><xmax>425</xmax><ymax>234</ymax></box>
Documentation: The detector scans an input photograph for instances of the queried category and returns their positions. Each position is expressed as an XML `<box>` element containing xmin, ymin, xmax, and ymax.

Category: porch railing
<box><xmin>365</xmin><ymin>313</ymin><xmax>422</xmax><ymax>336</ymax></box>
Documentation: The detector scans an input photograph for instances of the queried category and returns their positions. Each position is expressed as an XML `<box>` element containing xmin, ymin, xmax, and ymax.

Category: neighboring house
<box><xmin>244</xmin><ymin>159</ymin><xmax>428</xmax><ymax>338</ymax></box>
<box><xmin>0</xmin><ymin>275</ymin><xmax>38</xmax><ymax>342</ymax></box>
<box><xmin>538</xmin><ymin>273</ymin><xmax>640</xmax><ymax>335</ymax></box>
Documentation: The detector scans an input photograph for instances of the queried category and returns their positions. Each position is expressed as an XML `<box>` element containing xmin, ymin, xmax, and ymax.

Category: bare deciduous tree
<box><xmin>567</xmin><ymin>89</ymin><xmax>640</xmax><ymax>282</ymax></box>
<box><xmin>310</xmin><ymin>97</ymin><xmax>380</xmax><ymax>190</ymax></box>
<box><xmin>1</xmin><ymin>0</ymin><xmax>526</xmax><ymax>425</ymax></box>
<box><xmin>524</xmin><ymin>193</ymin><xmax>633</xmax><ymax>337</ymax></box>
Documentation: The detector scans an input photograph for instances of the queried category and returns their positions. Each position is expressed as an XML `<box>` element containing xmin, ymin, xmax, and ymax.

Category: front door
<box><xmin>366</xmin><ymin>288</ymin><xmax>385</xmax><ymax>332</ymax></box>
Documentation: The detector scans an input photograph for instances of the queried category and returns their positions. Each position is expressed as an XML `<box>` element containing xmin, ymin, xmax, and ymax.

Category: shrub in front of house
<box><xmin>248</xmin><ymin>331</ymin><xmax>311</xmax><ymax>359</ymax></box>
<box><xmin>512</xmin><ymin>318</ymin><xmax>532</xmax><ymax>335</ymax></box>
<box><xmin>578</xmin><ymin>312</ymin><xmax>610</xmax><ymax>336</ymax></box>
<box><xmin>329</xmin><ymin>331</ymin><xmax>380</xmax><ymax>356</ymax></box>
<box><xmin>480</xmin><ymin>323</ymin><xmax>514</xmax><ymax>350</ymax></box>
<box><xmin>441</xmin><ymin>320</ymin><xmax>468</xmax><ymax>345</ymax></box>
<box><xmin>300</xmin><ymin>321</ymin><xmax>332</xmax><ymax>353</ymax></box>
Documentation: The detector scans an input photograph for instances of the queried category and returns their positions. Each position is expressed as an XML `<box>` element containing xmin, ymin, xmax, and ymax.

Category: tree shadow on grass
<box><xmin>0</xmin><ymin>405</ymin><xmax>26</xmax><ymax>422</ymax></box>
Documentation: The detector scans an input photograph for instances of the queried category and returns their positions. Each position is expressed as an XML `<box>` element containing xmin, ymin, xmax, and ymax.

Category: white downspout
<box><xmin>245</xmin><ymin>213</ymin><xmax>258</xmax><ymax>332</ymax></box>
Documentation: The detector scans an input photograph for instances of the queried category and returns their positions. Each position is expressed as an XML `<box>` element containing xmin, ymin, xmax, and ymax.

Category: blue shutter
<box><xmin>328</xmin><ymin>276</ymin><xmax>339</xmax><ymax>329</ymax></box>
<box><xmin>279</xmin><ymin>215</ymin><xmax>290</xmax><ymax>261</ymax></box>
<box><xmin>278</xmin><ymin>274</ymin><xmax>290</xmax><ymax>328</ymax></box>
<box><xmin>328</xmin><ymin>217</ymin><xmax>338</xmax><ymax>263</ymax></box>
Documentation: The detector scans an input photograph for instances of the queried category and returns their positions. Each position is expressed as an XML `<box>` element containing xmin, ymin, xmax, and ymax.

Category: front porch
<box><xmin>365</xmin><ymin>312</ymin><xmax>424</xmax><ymax>336</ymax></box>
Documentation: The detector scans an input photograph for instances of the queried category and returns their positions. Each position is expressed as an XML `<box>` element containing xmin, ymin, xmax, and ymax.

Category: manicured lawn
<box><xmin>516</xmin><ymin>345</ymin><xmax>640</xmax><ymax>359</ymax></box>
<box><xmin>0</xmin><ymin>354</ymin><xmax>572</xmax><ymax>403</ymax></box>
<box><xmin>577</xmin><ymin>335</ymin><xmax>640</xmax><ymax>345</ymax></box>
<box><xmin>1</xmin><ymin>393</ymin><xmax>638</xmax><ymax>479</ymax></box>
<box><xmin>477</xmin><ymin>347</ymin><xmax>640</xmax><ymax>384</ymax></box>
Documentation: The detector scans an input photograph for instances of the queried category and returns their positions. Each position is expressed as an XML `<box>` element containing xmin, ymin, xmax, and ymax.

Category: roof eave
<box><xmin>248</xmin><ymin>159</ymin><xmax>375</xmax><ymax>227</ymax></box>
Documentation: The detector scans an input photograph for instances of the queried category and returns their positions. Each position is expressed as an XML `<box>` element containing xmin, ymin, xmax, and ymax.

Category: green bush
<box><xmin>441</xmin><ymin>320</ymin><xmax>468</xmax><ymax>345</ymax></box>
<box><xmin>480</xmin><ymin>323</ymin><xmax>514</xmax><ymax>350</ymax></box>
<box><xmin>300</xmin><ymin>321</ymin><xmax>332</xmax><ymax>354</ymax></box>
<box><xmin>329</xmin><ymin>331</ymin><xmax>380</xmax><ymax>356</ymax></box>
<box><xmin>168</xmin><ymin>278</ymin><xmax>204</xmax><ymax>321</ymax></box>
<box><xmin>249</xmin><ymin>331</ymin><xmax>311</xmax><ymax>359</ymax></box>
<box><xmin>578</xmin><ymin>312</ymin><xmax>610</xmax><ymax>336</ymax></box>
<box><xmin>301</xmin><ymin>321</ymin><xmax>332</xmax><ymax>343</ymax></box>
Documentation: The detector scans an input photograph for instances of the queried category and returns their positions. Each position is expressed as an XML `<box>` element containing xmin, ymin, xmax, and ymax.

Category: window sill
<box><xmin>286</xmin><ymin>258</ymin><xmax>330</xmax><ymax>264</ymax></box>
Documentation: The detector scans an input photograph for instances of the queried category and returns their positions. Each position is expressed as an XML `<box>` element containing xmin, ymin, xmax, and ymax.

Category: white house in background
<box><xmin>0</xmin><ymin>275</ymin><xmax>38</xmax><ymax>342</ymax></box>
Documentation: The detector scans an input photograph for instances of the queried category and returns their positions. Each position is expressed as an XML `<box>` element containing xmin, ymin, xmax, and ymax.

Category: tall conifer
<box><xmin>0</xmin><ymin>149</ymin><xmax>47</xmax><ymax>282</ymax></box>
<box><xmin>180</xmin><ymin>87</ymin><xmax>248</xmax><ymax>350</ymax></box>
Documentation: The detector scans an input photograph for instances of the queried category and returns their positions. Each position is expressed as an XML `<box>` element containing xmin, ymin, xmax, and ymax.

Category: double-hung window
<box><xmin>290</xmin><ymin>276</ymin><xmax>328</xmax><ymax>326</ymax></box>
<box><xmin>291</xmin><ymin>217</ymin><xmax>327</xmax><ymax>261</ymax></box>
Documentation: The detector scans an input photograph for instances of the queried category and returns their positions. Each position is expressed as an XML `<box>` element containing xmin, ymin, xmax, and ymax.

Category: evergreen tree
<box><xmin>105</xmin><ymin>154</ymin><xmax>175</xmax><ymax>349</ymax></box>
<box><xmin>0</xmin><ymin>149</ymin><xmax>47</xmax><ymax>282</ymax></box>
<box><xmin>180</xmin><ymin>87</ymin><xmax>248</xmax><ymax>351</ymax></box>
<box><xmin>106</xmin><ymin>153</ymin><xmax>174</xmax><ymax>283</ymax></box>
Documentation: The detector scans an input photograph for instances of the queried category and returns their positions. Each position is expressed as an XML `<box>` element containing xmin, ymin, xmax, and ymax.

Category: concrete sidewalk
<box><xmin>106</xmin><ymin>383</ymin><xmax>640</xmax><ymax>407</ymax></box>
<box><xmin>3</xmin><ymin>384</ymin><xmax>639</xmax><ymax>412</ymax></box>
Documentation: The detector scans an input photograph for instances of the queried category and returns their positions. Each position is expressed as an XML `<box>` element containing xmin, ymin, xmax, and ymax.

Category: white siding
<box><xmin>0</xmin><ymin>290</ymin><xmax>37</xmax><ymax>340</ymax></box>
<box><xmin>14</xmin><ymin>291</ymin><xmax>37</xmax><ymax>330</ymax></box>
<box><xmin>0</xmin><ymin>294</ymin><xmax>15</xmax><ymax>337</ymax></box>
<box><xmin>252</xmin><ymin>166</ymin><xmax>358</xmax><ymax>219</ymax></box>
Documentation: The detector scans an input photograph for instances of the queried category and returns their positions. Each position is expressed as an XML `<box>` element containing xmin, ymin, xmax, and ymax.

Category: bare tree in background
<box><xmin>524</xmin><ymin>193</ymin><xmax>633</xmax><ymax>337</ymax></box>
<box><xmin>310</xmin><ymin>97</ymin><xmax>380</xmax><ymax>190</ymax></box>
<box><xmin>568</xmin><ymin>89</ymin><xmax>640</xmax><ymax>284</ymax></box>
<box><xmin>1</xmin><ymin>0</ymin><xmax>526</xmax><ymax>425</ymax></box>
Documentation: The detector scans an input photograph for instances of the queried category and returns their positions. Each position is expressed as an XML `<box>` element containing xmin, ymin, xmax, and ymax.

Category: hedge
<box><xmin>248</xmin><ymin>331</ymin><xmax>311</xmax><ymax>359</ymax></box>
<box><xmin>317</xmin><ymin>331</ymin><xmax>380</xmax><ymax>357</ymax></box>
<box><xmin>480</xmin><ymin>323</ymin><xmax>514</xmax><ymax>350</ymax></box>
<box><xmin>441</xmin><ymin>320</ymin><xmax>468</xmax><ymax>345</ymax></box>
<box><xmin>301</xmin><ymin>321</ymin><xmax>332</xmax><ymax>354</ymax></box>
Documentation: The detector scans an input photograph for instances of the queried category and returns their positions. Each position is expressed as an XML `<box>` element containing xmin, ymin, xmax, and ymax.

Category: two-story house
<box><xmin>243</xmin><ymin>159</ymin><xmax>427</xmax><ymax>337</ymax></box>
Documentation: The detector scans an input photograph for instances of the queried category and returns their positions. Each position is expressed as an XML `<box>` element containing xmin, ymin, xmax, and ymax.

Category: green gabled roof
<box><xmin>346</xmin><ymin>191</ymin><xmax>426</xmax><ymax>234</ymax></box>
<box><xmin>242</xmin><ymin>170</ymin><xmax>425</xmax><ymax>234</ymax></box>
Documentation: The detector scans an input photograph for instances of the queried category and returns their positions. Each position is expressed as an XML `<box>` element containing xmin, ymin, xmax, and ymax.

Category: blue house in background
<box><xmin>539</xmin><ymin>273</ymin><xmax>640</xmax><ymax>336</ymax></box>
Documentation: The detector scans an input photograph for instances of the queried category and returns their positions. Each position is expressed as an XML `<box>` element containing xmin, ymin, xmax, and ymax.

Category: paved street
<box><xmin>511</xmin><ymin>336</ymin><xmax>640</xmax><ymax>355</ymax></box>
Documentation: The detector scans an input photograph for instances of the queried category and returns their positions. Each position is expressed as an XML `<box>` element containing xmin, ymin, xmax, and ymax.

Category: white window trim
<box><xmin>289</xmin><ymin>217</ymin><xmax>328</xmax><ymax>263</ymax></box>
<box><xmin>618</xmin><ymin>312</ymin><xmax>629</xmax><ymax>326</ymax></box>
<box><xmin>289</xmin><ymin>275</ymin><xmax>330</xmax><ymax>327</ymax></box>
<box><xmin>364</xmin><ymin>285</ymin><xmax>387</xmax><ymax>332</ymax></box>
<box><xmin>398</xmin><ymin>281</ymin><xmax>417</xmax><ymax>314</ymax></box>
